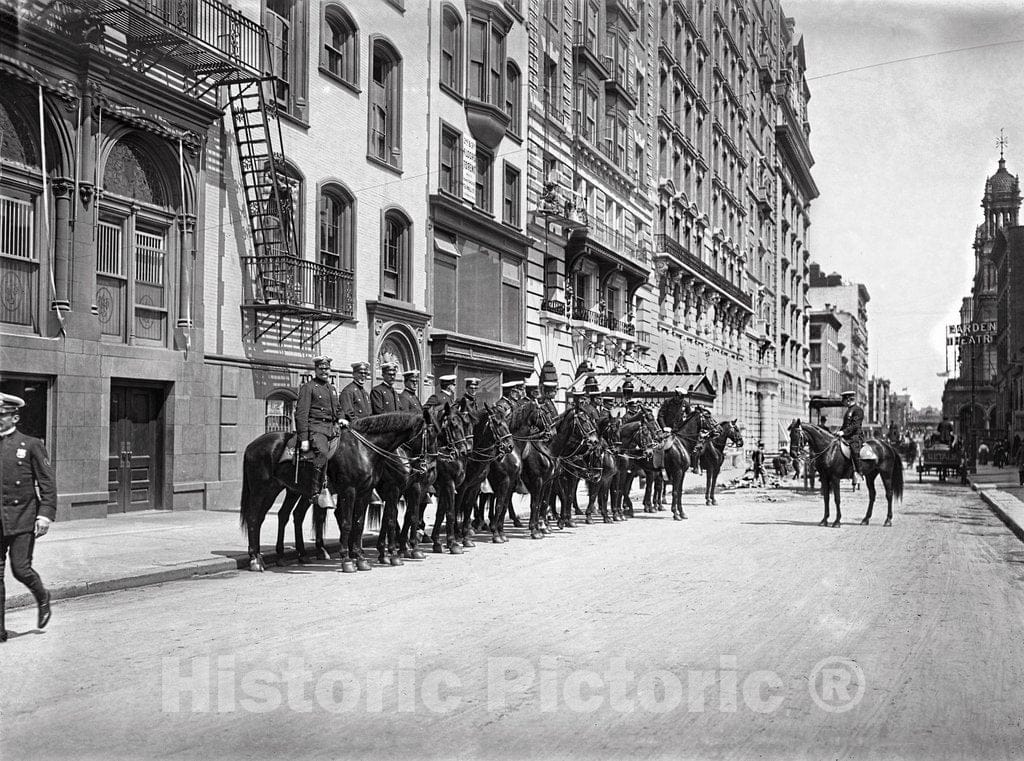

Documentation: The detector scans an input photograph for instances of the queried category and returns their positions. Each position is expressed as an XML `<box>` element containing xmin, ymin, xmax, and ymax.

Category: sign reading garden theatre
<box><xmin>947</xmin><ymin>321</ymin><xmax>997</xmax><ymax>345</ymax></box>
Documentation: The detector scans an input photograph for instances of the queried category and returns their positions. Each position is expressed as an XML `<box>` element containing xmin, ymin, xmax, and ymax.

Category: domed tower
<box><xmin>982</xmin><ymin>153</ymin><xmax>1021</xmax><ymax>237</ymax></box>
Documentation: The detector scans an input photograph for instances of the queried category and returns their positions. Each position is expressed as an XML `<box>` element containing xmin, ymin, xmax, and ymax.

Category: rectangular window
<box><xmin>489</xmin><ymin>26</ymin><xmax>503</xmax><ymax>106</ymax></box>
<box><xmin>134</xmin><ymin>229</ymin><xmax>167</xmax><ymax>343</ymax></box>
<box><xmin>502</xmin><ymin>163</ymin><xmax>520</xmax><ymax>227</ymax></box>
<box><xmin>440</xmin><ymin>126</ymin><xmax>462</xmax><ymax>196</ymax></box>
<box><xmin>469</xmin><ymin>19</ymin><xmax>487</xmax><ymax>100</ymax></box>
<box><xmin>475</xmin><ymin>148</ymin><xmax>493</xmax><ymax>212</ymax></box>
<box><xmin>809</xmin><ymin>344</ymin><xmax>821</xmax><ymax>364</ymax></box>
<box><xmin>0</xmin><ymin>192</ymin><xmax>37</xmax><ymax>327</ymax></box>
<box><xmin>96</xmin><ymin>220</ymin><xmax>126</xmax><ymax>338</ymax></box>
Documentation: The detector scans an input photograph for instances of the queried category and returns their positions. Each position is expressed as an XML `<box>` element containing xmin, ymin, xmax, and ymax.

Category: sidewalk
<box><xmin>966</xmin><ymin>464</ymin><xmax>1024</xmax><ymax>544</ymax></box>
<box><xmin>5</xmin><ymin>462</ymin><xmax>771</xmax><ymax>611</ymax></box>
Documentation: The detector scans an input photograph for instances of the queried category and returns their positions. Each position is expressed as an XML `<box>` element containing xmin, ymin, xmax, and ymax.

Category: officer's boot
<box><xmin>299</xmin><ymin>461</ymin><xmax>320</xmax><ymax>501</ymax></box>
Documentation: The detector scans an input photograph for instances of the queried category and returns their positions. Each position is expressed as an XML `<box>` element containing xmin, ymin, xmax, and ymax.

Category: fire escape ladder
<box><xmin>226</xmin><ymin>75</ymin><xmax>298</xmax><ymax>307</ymax></box>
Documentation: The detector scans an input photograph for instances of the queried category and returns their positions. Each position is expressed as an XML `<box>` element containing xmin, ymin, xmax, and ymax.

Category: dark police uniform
<box><xmin>339</xmin><ymin>380</ymin><xmax>371</xmax><ymax>422</ymax></box>
<box><xmin>370</xmin><ymin>380</ymin><xmax>400</xmax><ymax>414</ymax></box>
<box><xmin>295</xmin><ymin>376</ymin><xmax>339</xmax><ymax>496</ymax></box>
<box><xmin>1</xmin><ymin>427</ymin><xmax>56</xmax><ymax>638</ymax></box>
<box><xmin>425</xmin><ymin>388</ymin><xmax>456</xmax><ymax>413</ymax></box>
<box><xmin>398</xmin><ymin>388</ymin><xmax>423</xmax><ymax>413</ymax></box>
<box><xmin>839</xmin><ymin>399</ymin><xmax>865</xmax><ymax>472</ymax></box>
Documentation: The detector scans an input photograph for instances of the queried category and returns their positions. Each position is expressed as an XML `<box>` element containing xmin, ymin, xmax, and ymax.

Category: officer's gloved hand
<box><xmin>300</xmin><ymin>440</ymin><xmax>310</xmax><ymax>452</ymax></box>
<box><xmin>338</xmin><ymin>419</ymin><xmax>350</xmax><ymax>429</ymax></box>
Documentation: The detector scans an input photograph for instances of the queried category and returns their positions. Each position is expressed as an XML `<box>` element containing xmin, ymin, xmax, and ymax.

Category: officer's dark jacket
<box><xmin>398</xmin><ymin>389</ymin><xmax>423</xmax><ymax>413</ymax></box>
<box><xmin>839</xmin><ymin>405</ymin><xmax>865</xmax><ymax>440</ymax></box>
<box><xmin>0</xmin><ymin>430</ymin><xmax>57</xmax><ymax>535</ymax></box>
<box><xmin>339</xmin><ymin>381</ymin><xmax>371</xmax><ymax>421</ymax></box>
<box><xmin>424</xmin><ymin>389</ymin><xmax>455</xmax><ymax>412</ymax></box>
<box><xmin>295</xmin><ymin>379</ymin><xmax>338</xmax><ymax>440</ymax></box>
<box><xmin>370</xmin><ymin>382</ymin><xmax>400</xmax><ymax>414</ymax></box>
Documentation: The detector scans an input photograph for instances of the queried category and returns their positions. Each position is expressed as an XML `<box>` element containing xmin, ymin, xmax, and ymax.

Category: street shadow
<box><xmin>741</xmin><ymin>519</ymin><xmax>829</xmax><ymax>528</ymax></box>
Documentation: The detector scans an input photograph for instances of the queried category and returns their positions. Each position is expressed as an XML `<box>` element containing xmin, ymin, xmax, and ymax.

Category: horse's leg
<box><xmin>312</xmin><ymin>505</ymin><xmax>330</xmax><ymax>560</ymax></box>
<box><xmin>831</xmin><ymin>478</ymin><xmax>842</xmax><ymax>528</ymax></box>
<box><xmin>861</xmin><ymin>471</ymin><xmax>877</xmax><ymax>525</ymax></box>
<box><xmin>292</xmin><ymin>497</ymin><xmax>312</xmax><ymax>563</ymax></box>
<box><xmin>883</xmin><ymin>469</ymin><xmax>894</xmax><ymax>527</ymax></box>
<box><xmin>274</xmin><ymin>491</ymin><xmax>296</xmax><ymax>563</ymax></box>
<box><xmin>819</xmin><ymin>478</ymin><xmax>830</xmax><ymax>527</ymax></box>
<box><xmin>245</xmin><ymin>489</ymin><xmax>277</xmax><ymax>572</ymax></box>
<box><xmin>337</xmin><ymin>486</ymin><xmax>357</xmax><ymax>572</ymax></box>
<box><xmin>709</xmin><ymin>458</ymin><xmax>720</xmax><ymax>506</ymax></box>
<box><xmin>704</xmin><ymin>460</ymin><xmax>713</xmax><ymax>506</ymax></box>
<box><xmin>351</xmin><ymin>492</ymin><xmax>373</xmax><ymax>571</ymax></box>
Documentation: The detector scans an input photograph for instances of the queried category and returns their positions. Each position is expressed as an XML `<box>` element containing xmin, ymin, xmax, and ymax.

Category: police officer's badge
<box><xmin>16</xmin><ymin>447</ymin><xmax>26</xmax><ymax>459</ymax></box>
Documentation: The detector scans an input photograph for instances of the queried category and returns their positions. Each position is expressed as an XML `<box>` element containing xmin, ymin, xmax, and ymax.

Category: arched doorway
<box><xmin>657</xmin><ymin>354</ymin><xmax>668</xmax><ymax>372</ymax></box>
<box><xmin>376</xmin><ymin>327</ymin><xmax>419</xmax><ymax>379</ymax></box>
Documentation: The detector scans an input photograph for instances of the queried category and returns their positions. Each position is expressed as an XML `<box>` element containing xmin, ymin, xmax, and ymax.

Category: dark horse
<box><xmin>614</xmin><ymin>408</ymin><xmax>663</xmax><ymax>518</ymax></box>
<box><xmin>695</xmin><ymin>420</ymin><xmax>744</xmax><ymax>506</ymax></box>
<box><xmin>789</xmin><ymin>420</ymin><xmax>904</xmax><ymax>528</ymax></box>
<box><xmin>240</xmin><ymin>411</ymin><xmax>429</xmax><ymax>572</ymax></box>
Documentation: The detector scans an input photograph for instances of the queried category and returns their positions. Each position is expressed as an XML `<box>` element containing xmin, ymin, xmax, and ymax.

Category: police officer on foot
<box><xmin>295</xmin><ymin>356</ymin><xmax>343</xmax><ymax>506</ymax></box>
<box><xmin>0</xmin><ymin>393</ymin><xmax>56</xmax><ymax>641</ymax></box>
<box><xmin>398</xmin><ymin>370</ymin><xmax>423</xmax><ymax>413</ymax></box>
<box><xmin>838</xmin><ymin>390</ymin><xmax>865</xmax><ymax>475</ymax></box>
<box><xmin>339</xmin><ymin>361</ymin><xmax>372</xmax><ymax>422</ymax></box>
<box><xmin>370</xmin><ymin>362</ymin><xmax>400</xmax><ymax>414</ymax></box>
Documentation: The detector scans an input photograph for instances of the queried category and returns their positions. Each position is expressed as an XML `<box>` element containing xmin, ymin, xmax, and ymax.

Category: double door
<box><xmin>108</xmin><ymin>384</ymin><xmax>164</xmax><ymax>512</ymax></box>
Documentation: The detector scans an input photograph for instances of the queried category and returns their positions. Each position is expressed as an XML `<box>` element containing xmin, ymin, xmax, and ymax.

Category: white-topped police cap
<box><xmin>465</xmin><ymin>377</ymin><xmax>481</xmax><ymax>386</ymax></box>
<box><xmin>402</xmin><ymin>369</ymin><xmax>420</xmax><ymax>379</ymax></box>
<box><xmin>502</xmin><ymin>380</ymin><xmax>524</xmax><ymax>389</ymax></box>
<box><xmin>313</xmin><ymin>355</ymin><xmax>332</xmax><ymax>368</ymax></box>
<box><xmin>524</xmin><ymin>379</ymin><xmax>539</xmax><ymax>389</ymax></box>
<box><xmin>0</xmin><ymin>392</ymin><xmax>25</xmax><ymax>413</ymax></box>
<box><xmin>380</xmin><ymin>362</ymin><xmax>399</xmax><ymax>372</ymax></box>
<box><xmin>351</xmin><ymin>361</ymin><xmax>370</xmax><ymax>373</ymax></box>
<box><xmin>542</xmin><ymin>380</ymin><xmax>559</xmax><ymax>388</ymax></box>
<box><xmin>841</xmin><ymin>390</ymin><xmax>856</xmax><ymax>398</ymax></box>
<box><xmin>438</xmin><ymin>374</ymin><xmax>457</xmax><ymax>383</ymax></box>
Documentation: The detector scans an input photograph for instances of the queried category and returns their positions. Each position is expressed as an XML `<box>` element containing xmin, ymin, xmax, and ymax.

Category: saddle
<box><xmin>280</xmin><ymin>433</ymin><xmax>341</xmax><ymax>464</ymax></box>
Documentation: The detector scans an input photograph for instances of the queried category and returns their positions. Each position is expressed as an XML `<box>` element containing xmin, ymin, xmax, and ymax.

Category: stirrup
<box><xmin>316</xmin><ymin>487</ymin><xmax>336</xmax><ymax>509</ymax></box>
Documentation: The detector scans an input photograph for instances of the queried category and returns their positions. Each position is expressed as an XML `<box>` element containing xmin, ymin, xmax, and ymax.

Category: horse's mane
<box><xmin>351</xmin><ymin>412</ymin><xmax>422</xmax><ymax>434</ymax></box>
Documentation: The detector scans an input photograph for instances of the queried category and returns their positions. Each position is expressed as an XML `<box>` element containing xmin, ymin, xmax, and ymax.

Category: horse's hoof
<box><xmin>412</xmin><ymin>549</ymin><xmax>426</xmax><ymax>559</ymax></box>
<box><xmin>356</xmin><ymin>558</ymin><xmax>373</xmax><ymax>571</ymax></box>
<box><xmin>249</xmin><ymin>558</ymin><xmax>264</xmax><ymax>572</ymax></box>
<box><xmin>831</xmin><ymin>521</ymin><xmax>841</xmax><ymax>528</ymax></box>
<box><xmin>296</xmin><ymin>554</ymin><xmax>309</xmax><ymax>565</ymax></box>
<box><xmin>680</xmin><ymin>512</ymin><xmax>687</xmax><ymax>519</ymax></box>
<box><xmin>818</xmin><ymin>519</ymin><xmax>829</xmax><ymax>527</ymax></box>
<box><xmin>512</xmin><ymin>519</ymin><xmax>524</xmax><ymax>528</ymax></box>
<box><xmin>432</xmin><ymin>543</ymin><xmax>444</xmax><ymax>554</ymax></box>
<box><xmin>531</xmin><ymin>529</ymin><xmax>543</xmax><ymax>539</ymax></box>
<box><xmin>317</xmin><ymin>549</ymin><xmax>332</xmax><ymax>561</ymax></box>
<box><xmin>389</xmin><ymin>556</ymin><xmax>404</xmax><ymax>567</ymax></box>
<box><xmin>585</xmin><ymin>515</ymin><xmax>594</xmax><ymax>525</ymax></box>
<box><xmin>711</xmin><ymin>499</ymin><xmax>718</xmax><ymax>506</ymax></box>
<box><xmin>401</xmin><ymin>549</ymin><xmax>415</xmax><ymax>560</ymax></box>
<box><xmin>565</xmin><ymin>519</ymin><xmax>577</xmax><ymax>529</ymax></box>
<box><xmin>540</xmin><ymin>524</ymin><xmax>551</xmax><ymax>534</ymax></box>
<box><xmin>884</xmin><ymin>519</ymin><xmax>892</xmax><ymax>527</ymax></box>
<box><xmin>462</xmin><ymin>538</ymin><xmax>475</xmax><ymax>548</ymax></box>
<box><xmin>275</xmin><ymin>555</ymin><xmax>287</xmax><ymax>567</ymax></box>
<box><xmin>341</xmin><ymin>560</ymin><xmax>357</xmax><ymax>573</ymax></box>
<box><xmin>498</xmin><ymin>532</ymin><xmax>508</xmax><ymax>543</ymax></box>
<box><xmin>860</xmin><ymin>518</ymin><xmax>870</xmax><ymax>525</ymax></box>
<box><xmin>492</xmin><ymin>534</ymin><xmax>502</xmax><ymax>544</ymax></box>
<box><xmin>603</xmin><ymin>516</ymin><xmax>613</xmax><ymax>524</ymax></box>
<box><xmin>449</xmin><ymin>544</ymin><xmax>464</xmax><ymax>555</ymax></box>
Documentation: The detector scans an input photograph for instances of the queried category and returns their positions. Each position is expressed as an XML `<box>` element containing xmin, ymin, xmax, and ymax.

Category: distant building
<box><xmin>808</xmin><ymin>309</ymin><xmax>842</xmax><ymax>398</ymax></box>
<box><xmin>867</xmin><ymin>377</ymin><xmax>891</xmax><ymax>431</ymax></box>
<box><xmin>806</xmin><ymin>264</ymin><xmax>870</xmax><ymax>402</ymax></box>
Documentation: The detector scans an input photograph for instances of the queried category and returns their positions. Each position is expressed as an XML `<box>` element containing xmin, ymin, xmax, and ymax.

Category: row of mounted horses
<box><xmin>239</xmin><ymin>398</ymin><xmax>743</xmax><ymax>572</ymax></box>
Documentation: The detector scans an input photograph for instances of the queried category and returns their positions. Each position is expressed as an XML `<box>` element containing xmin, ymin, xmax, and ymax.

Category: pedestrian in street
<box><xmin>294</xmin><ymin>356</ymin><xmax>342</xmax><ymax>505</ymax></box>
<box><xmin>751</xmin><ymin>441</ymin><xmax>767</xmax><ymax>487</ymax></box>
<box><xmin>0</xmin><ymin>393</ymin><xmax>56</xmax><ymax>642</ymax></box>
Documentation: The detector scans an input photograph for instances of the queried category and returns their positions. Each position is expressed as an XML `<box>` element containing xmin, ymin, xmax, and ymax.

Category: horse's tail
<box><xmin>240</xmin><ymin>453</ymin><xmax>254</xmax><ymax>531</ymax></box>
<box><xmin>890</xmin><ymin>443</ymin><xmax>905</xmax><ymax>502</ymax></box>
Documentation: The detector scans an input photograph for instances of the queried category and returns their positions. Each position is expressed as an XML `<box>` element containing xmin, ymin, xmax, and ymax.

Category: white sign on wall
<box><xmin>462</xmin><ymin>134</ymin><xmax>477</xmax><ymax>203</ymax></box>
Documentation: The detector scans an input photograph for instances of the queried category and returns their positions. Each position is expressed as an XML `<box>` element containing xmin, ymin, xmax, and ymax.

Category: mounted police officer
<box><xmin>539</xmin><ymin>381</ymin><xmax>559</xmax><ymax>425</ymax></box>
<box><xmin>459</xmin><ymin>377</ymin><xmax>481</xmax><ymax>413</ymax></box>
<box><xmin>495</xmin><ymin>380</ymin><xmax>523</xmax><ymax>422</ymax></box>
<box><xmin>295</xmin><ymin>356</ymin><xmax>342</xmax><ymax>505</ymax></box>
<box><xmin>398</xmin><ymin>370</ymin><xmax>423</xmax><ymax>413</ymax></box>
<box><xmin>837</xmin><ymin>390</ymin><xmax>865</xmax><ymax>474</ymax></box>
<box><xmin>370</xmin><ymin>362</ymin><xmax>400</xmax><ymax>414</ymax></box>
<box><xmin>577</xmin><ymin>375</ymin><xmax>601</xmax><ymax>419</ymax></box>
<box><xmin>0</xmin><ymin>392</ymin><xmax>56</xmax><ymax>642</ymax></box>
<box><xmin>425</xmin><ymin>374</ymin><xmax>458</xmax><ymax>412</ymax></box>
<box><xmin>339</xmin><ymin>361</ymin><xmax>371</xmax><ymax>422</ymax></box>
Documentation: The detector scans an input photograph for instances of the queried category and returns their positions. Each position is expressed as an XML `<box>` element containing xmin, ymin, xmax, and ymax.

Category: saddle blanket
<box><xmin>279</xmin><ymin>434</ymin><xmax>341</xmax><ymax>464</ymax></box>
<box><xmin>860</xmin><ymin>444</ymin><xmax>878</xmax><ymax>460</ymax></box>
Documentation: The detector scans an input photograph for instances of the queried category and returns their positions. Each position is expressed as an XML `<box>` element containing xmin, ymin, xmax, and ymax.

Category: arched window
<box><xmin>98</xmin><ymin>135</ymin><xmax>177</xmax><ymax>345</ymax></box>
<box><xmin>265</xmin><ymin>389</ymin><xmax>297</xmax><ymax>433</ymax></box>
<box><xmin>368</xmin><ymin>39</ymin><xmax>403</xmax><ymax>169</ymax></box>
<box><xmin>657</xmin><ymin>355</ymin><xmax>668</xmax><ymax>372</ymax></box>
<box><xmin>382</xmin><ymin>209</ymin><xmax>412</xmax><ymax>301</ymax></box>
<box><xmin>322</xmin><ymin>4</ymin><xmax>358</xmax><ymax>87</ymax></box>
<box><xmin>505</xmin><ymin>61</ymin><xmax>521</xmax><ymax>137</ymax></box>
<box><xmin>320</xmin><ymin>184</ymin><xmax>355</xmax><ymax>272</ymax></box>
<box><xmin>440</xmin><ymin>5</ymin><xmax>463</xmax><ymax>95</ymax></box>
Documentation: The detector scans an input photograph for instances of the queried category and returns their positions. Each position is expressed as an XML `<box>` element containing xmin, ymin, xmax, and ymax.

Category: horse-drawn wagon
<box><xmin>917</xmin><ymin>443</ymin><xmax>963</xmax><ymax>483</ymax></box>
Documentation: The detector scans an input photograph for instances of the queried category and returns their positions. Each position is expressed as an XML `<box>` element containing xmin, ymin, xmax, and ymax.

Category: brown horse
<box><xmin>789</xmin><ymin>420</ymin><xmax>904</xmax><ymax>527</ymax></box>
<box><xmin>696</xmin><ymin>420</ymin><xmax>744</xmax><ymax>506</ymax></box>
<box><xmin>239</xmin><ymin>410</ymin><xmax>430</xmax><ymax>572</ymax></box>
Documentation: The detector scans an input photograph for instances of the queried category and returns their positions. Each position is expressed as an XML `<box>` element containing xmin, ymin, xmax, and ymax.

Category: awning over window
<box><xmin>434</xmin><ymin>235</ymin><xmax>460</xmax><ymax>258</ymax></box>
<box><xmin>567</xmin><ymin>372</ymin><xmax>716</xmax><ymax>403</ymax></box>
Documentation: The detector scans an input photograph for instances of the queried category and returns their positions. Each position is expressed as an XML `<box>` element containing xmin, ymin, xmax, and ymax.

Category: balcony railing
<box><xmin>572</xmin><ymin>216</ymin><xmax>649</xmax><ymax>266</ymax></box>
<box><xmin>603</xmin><ymin>55</ymin><xmax>638</xmax><ymax>105</ymax></box>
<box><xmin>242</xmin><ymin>255</ymin><xmax>355</xmax><ymax>319</ymax></box>
<box><xmin>22</xmin><ymin>0</ymin><xmax>265</xmax><ymax>79</ymax></box>
<box><xmin>654</xmin><ymin>234</ymin><xmax>752</xmax><ymax>309</ymax></box>
<box><xmin>541</xmin><ymin>298</ymin><xmax>566</xmax><ymax>315</ymax></box>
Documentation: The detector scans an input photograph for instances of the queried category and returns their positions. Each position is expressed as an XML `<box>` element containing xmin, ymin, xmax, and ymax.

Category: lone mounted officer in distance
<box><xmin>837</xmin><ymin>390</ymin><xmax>865</xmax><ymax>475</ymax></box>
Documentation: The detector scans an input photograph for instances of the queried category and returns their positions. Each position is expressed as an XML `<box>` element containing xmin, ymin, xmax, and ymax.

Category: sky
<box><xmin>781</xmin><ymin>0</ymin><xmax>1024</xmax><ymax>408</ymax></box>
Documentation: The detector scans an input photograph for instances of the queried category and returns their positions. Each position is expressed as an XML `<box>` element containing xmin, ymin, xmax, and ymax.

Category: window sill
<box><xmin>505</xmin><ymin>130</ymin><xmax>523</xmax><ymax>145</ymax></box>
<box><xmin>366</xmin><ymin>154</ymin><xmax>403</xmax><ymax>175</ymax></box>
<box><xmin>440</xmin><ymin>83</ymin><xmax>463</xmax><ymax>103</ymax></box>
<box><xmin>500</xmin><ymin>219</ymin><xmax>523</xmax><ymax>233</ymax></box>
<box><xmin>437</xmin><ymin>188</ymin><xmax>465</xmax><ymax>204</ymax></box>
<box><xmin>277</xmin><ymin>110</ymin><xmax>311</xmax><ymax>131</ymax></box>
<box><xmin>384</xmin><ymin>0</ymin><xmax>404</xmax><ymax>11</ymax></box>
<box><xmin>318</xmin><ymin>67</ymin><xmax>361</xmax><ymax>95</ymax></box>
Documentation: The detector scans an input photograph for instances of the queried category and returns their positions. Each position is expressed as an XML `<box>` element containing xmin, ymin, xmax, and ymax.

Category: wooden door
<box><xmin>108</xmin><ymin>385</ymin><xmax>163</xmax><ymax>512</ymax></box>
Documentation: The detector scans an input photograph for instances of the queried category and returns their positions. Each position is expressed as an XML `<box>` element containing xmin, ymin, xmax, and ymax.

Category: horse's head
<box><xmin>553</xmin><ymin>406</ymin><xmax>598</xmax><ymax>454</ymax></box>
<box><xmin>723</xmin><ymin>419</ymin><xmax>744</xmax><ymax>448</ymax></box>
<box><xmin>437</xmin><ymin>401</ymin><xmax>471</xmax><ymax>458</ymax></box>
<box><xmin>480</xmin><ymin>403</ymin><xmax>514</xmax><ymax>456</ymax></box>
<box><xmin>599</xmin><ymin>414</ymin><xmax>622</xmax><ymax>443</ymax></box>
